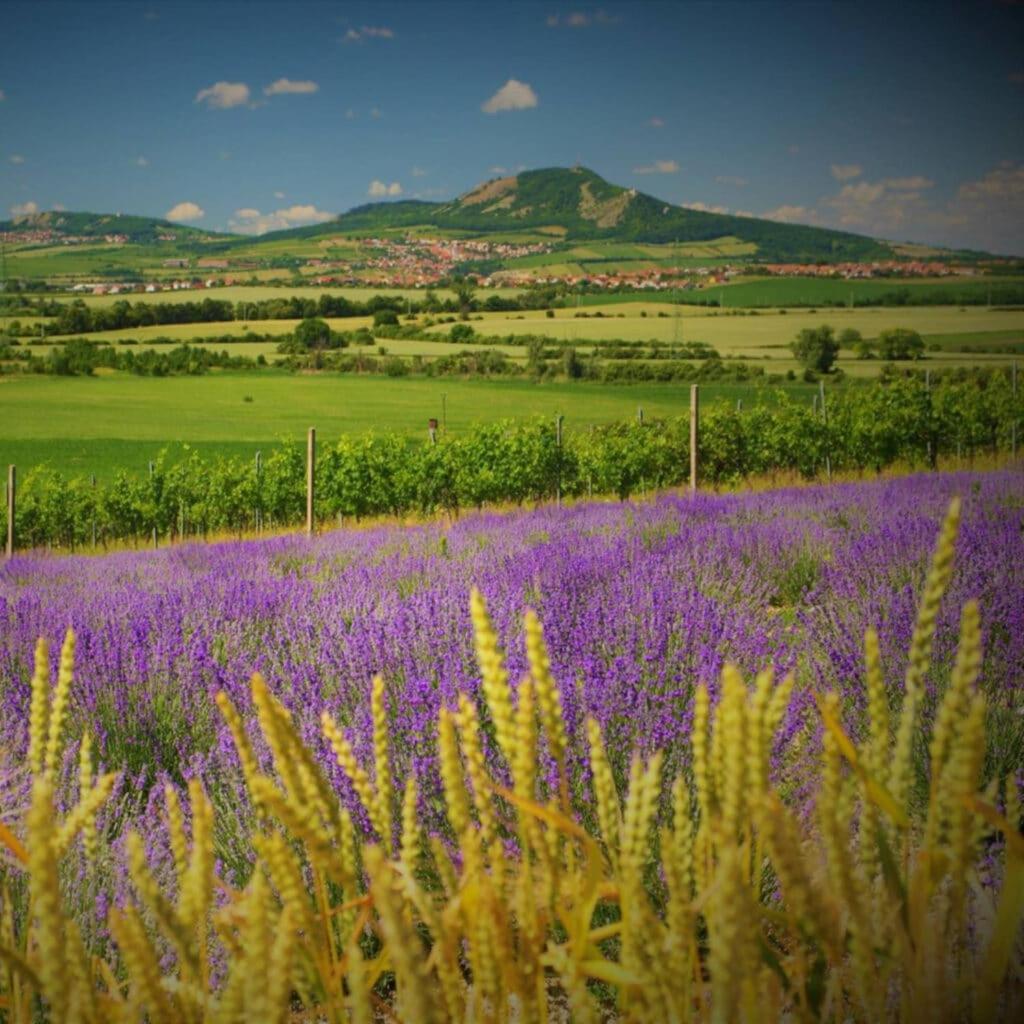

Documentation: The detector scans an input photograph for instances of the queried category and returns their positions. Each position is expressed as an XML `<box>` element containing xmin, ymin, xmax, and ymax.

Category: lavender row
<box><xmin>2</xmin><ymin>471</ymin><xmax>1021</xmax><ymax>844</ymax></box>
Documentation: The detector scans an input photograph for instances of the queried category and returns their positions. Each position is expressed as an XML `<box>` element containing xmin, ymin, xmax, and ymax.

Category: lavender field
<box><xmin>2</xmin><ymin>470</ymin><xmax>1024</xmax><ymax>1020</ymax></box>
<box><xmin>2</xmin><ymin>471</ymin><xmax>1021</xmax><ymax>837</ymax></box>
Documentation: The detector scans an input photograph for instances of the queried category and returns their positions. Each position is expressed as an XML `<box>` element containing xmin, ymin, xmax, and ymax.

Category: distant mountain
<box><xmin>2</xmin><ymin>168</ymin><xmax>984</xmax><ymax>262</ymax></box>
<box><xmin>249</xmin><ymin>166</ymin><xmax>898</xmax><ymax>262</ymax></box>
<box><xmin>0</xmin><ymin>210</ymin><xmax>212</xmax><ymax>243</ymax></box>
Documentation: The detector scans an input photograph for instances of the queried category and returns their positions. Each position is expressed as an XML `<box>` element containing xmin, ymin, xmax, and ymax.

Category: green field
<box><xmin>699</xmin><ymin>275</ymin><xmax>1024</xmax><ymax>307</ymax></box>
<box><xmin>0</xmin><ymin>373</ymin><xmax>815</xmax><ymax>479</ymax></box>
<box><xmin>56</xmin><ymin>285</ymin><xmax>473</xmax><ymax>307</ymax></box>
<box><xmin>424</xmin><ymin>303</ymin><xmax>1024</xmax><ymax>375</ymax></box>
<box><xmin>14</xmin><ymin>299</ymin><xmax>1024</xmax><ymax>379</ymax></box>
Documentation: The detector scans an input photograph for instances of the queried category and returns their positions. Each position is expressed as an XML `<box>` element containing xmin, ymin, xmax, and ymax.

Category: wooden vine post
<box><xmin>5</xmin><ymin>465</ymin><xmax>13</xmax><ymax>558</ymax></box>
<box><xmin>689</xmin><ymin>385</ymin><xmax>699</xmax><ymax>494</ymax></box>
<box><xmin>306</xmin><ymin>427</ymin><xmax>316</xmax><ymax>536</ymax></box>
<box><xmin>555</xmin><ymin>414</ymin><xmax>564</xmax><ymax>507</ymax></box>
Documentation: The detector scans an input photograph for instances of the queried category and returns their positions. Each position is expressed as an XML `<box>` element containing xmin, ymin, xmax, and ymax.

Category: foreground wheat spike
<box><xmin>0</xmin><ymin>498</ymin><xmax>1021</xmax><ymax>1022</ymax></box>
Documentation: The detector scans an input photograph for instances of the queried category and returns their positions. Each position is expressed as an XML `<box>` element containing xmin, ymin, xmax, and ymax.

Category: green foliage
<box><xmin>2</xmin><ymin>373</ymin><xmax>1020</xmax><ymax>548</ymax></box>
<box><xmin>878</xmin><ymin>327</ymin><xmax>926</xmax><ymax>360</ymax></box>
<box><xmin>372</xmin><ymin>309</ymin><xmax>400</xmax><ymax>328</ymax></box>
<box><xmin>790</xmin><ymin>324</ymin><xmax>841</xmax><ymax>373</ymax></box>
<box><xmin>294</xmin><ymin>316</ymin><xmax>332</xmax><ymax>347</ymax></box>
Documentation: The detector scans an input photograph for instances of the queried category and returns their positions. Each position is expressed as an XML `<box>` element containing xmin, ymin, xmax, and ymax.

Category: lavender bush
<box><xmin>0</xmin><ymin>471</ymin><xmax>1021</xmax><ymax>853</ymax></box>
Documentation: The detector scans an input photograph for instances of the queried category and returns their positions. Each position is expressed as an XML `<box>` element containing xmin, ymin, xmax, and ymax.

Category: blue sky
<box><xmin>2</xmin><ymin>0</ymin><xmax>1022</xmax><ymax>252</ymax></box>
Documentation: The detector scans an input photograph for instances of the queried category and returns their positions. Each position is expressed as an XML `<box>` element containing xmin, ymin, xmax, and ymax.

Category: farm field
<box><xmin>1</xmin><ymin>471</ymin><xmax>1022</xmax><ymax>1016</ymax></box>
<box><xmin>19</xmin><ymin>300</ymin><xmax>1024</xmax><ymax>373</ymax></box>
<box><xmin>56</xmin><ymin>284</ymin><xmax>474</xmax><ymax>307</ymax></box>
<box><xmin>418</xmin><ymin>303</ymin><xmax>1024</xmax><ymax>375</ymax></box>
<box><xmin>697</xmin><ymin>274</ymin><xmax>1024</xmax><ymax>307</ymax></box>
<box><xmin>0</xmin><ymin>373</ymin><xmax>812</xmax><ymax>478</ymax></box>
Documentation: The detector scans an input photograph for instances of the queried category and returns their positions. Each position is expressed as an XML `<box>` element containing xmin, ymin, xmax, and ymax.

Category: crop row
<box><xmin>3</xmin><ymin>374</ymin><xmax>1020</xmax><ymax>550</ymax></box>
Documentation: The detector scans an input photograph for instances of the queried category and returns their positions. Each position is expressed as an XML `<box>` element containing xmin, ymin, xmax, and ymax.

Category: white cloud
<box><xmin>762</xmin><ymin>204</ymin><xmax>817</xmax><ymax>224</ymax></box>
<box><xmin>633</xmin><ymin>159</ymin><xmax>680</xmax><ymax>175</ymax></box>
<box><xmin>9</xmin><ymin>154</ymin><xmax>24</xmax><ymax>165</ymax></box>
<box><xmin>411</xmin><ymin>166</ymin><xmax>427</xmax><ymax>177</ymax></box>
<box><xmin>821</xmin><ymin>175</ymin><xmax>937</xmax><ymax>232</ymax></box>
<box><xmin>229</xmin><ymin>204</ymin><xmax>335</xmax><ymax>235</ymax></box>
<box><xmin>647</xmin><ymin>116</ymin><xmax>664</xmax><ymax>128</ymax></box>
<box><xmin>547</xmin><ymin>10</ymin><xmax>617</xmax><ymax>28</ymax></box>
<box><xmin>344</xmin><ymin>25</ymin><xmax>394</xmax><ymax>42</ymax></box>
<box><xmin>883</xmin><ymin>175</ymin><xmax>935</xmax><ymax>191</ymax></box>
<box><xmin>52</xmin><ymin>203</ymin><xmax>65</xmax><ymax>212</ymax></box>
<box><xmin>685</xmin><ymin>201</ymin><xmax>729</xmax><ymax>214</ymax></box>
<box><xmin>165</xmin><ymin>201</ymin><xmax>205</xmax><ymax>222</ymax></box>
<box><xmin>136</xmin><ymin>156</ymin><xmax>149</xmax><ymax>167</ymax></box>
<box><xmin>9</xmin><ymin>200</ymin><xmax>38</xmax><ymax>218</ymax></box>
<box><xmin>195</xmin><ymin>81</ymin><xmax>251</xmax><ymax>109</ymax></box>
<box><xmin>368</xmin><ymin>180</ymin><xmax>403</xmax><ymax>197</ymax></box>
<box><xmin>344</xmin><ymin>108</ymin><xmax>357</xmax><ymax>120</ymax></box>
<box><xmin>273</xmin><ymin>190</ymin><xmax>286</xmax><ymax>199</ymax></box>
<box><xmin>715</xmin><ymin>174</ymin><xmax>748</xmax><ymax>187</ymax></box>
<box><xmin>955</xmin><ymin>162</ymin><xmax>1024</xmax><ymax>204</ymax></box>
<box><xmin>831</xmin><ymin>164</ymin><xmax>863</xmax><ymax>181</ymax></box>
<box><xmin>370</xmin><ymin>106</ymin><xmax>382</xmax><ymax>119</ymax></box>
<box><xmin>263</xmin><ymin>78</ymin><xmax>319</xmax><ymax>96</ymax></box>
<box><xmin>482</xmin><ymin>79</ymin><xmax>538</xmax><ymax>114</ymax></box>
<box><xmin>754</xmin><ymin>162</ymin><xmax>1021</xmax><ymax>252</ymax></box>
<box><xmin>734</xmin><ymin>210</ymin><xmax>755</xmax><ymax>218</ymax></box>
<box><xmin>489</xmin><ymin>165</ymin><xmax>508</xmax><ymax>175</ymax></box>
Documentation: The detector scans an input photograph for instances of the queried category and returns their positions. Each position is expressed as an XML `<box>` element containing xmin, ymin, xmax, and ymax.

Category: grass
<box><xmin>425</xmin><ymin>303</ymin><xmax>1024</xmax><ymax>376</ymax></box>
<box><xmin>700</xmin><ymin>274</ymin><xmax>1024</xmax><ymax>306</ymax></box>
<box><xmin>47</xmin><ymin>285</ymin><xmax>479</xmax><ymax>307</ymax></box>
<box><xmin>15</xmin><ymin>300</ymin><xmax>1022</xmax><ymax>379</ymax></box>
<box><xmin>0</xmin><ymin>373</ymin><xmax>816</xmax><ymax>479</ymax></box>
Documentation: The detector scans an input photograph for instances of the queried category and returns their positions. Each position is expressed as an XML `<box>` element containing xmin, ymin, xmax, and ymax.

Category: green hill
<box><xmin>0</xmin><ymin>210</ymin><xmax>213</xmax><ymax>244</ymax></box>
<box><xmin>247</xmin><ymin>166</ymin><xmax>896</xmax><ymax>261</ymax></box>
<box><xmin>2</xmin><ymin>167</ymin><xmax>980</xmax><ymax>264</ymax></box>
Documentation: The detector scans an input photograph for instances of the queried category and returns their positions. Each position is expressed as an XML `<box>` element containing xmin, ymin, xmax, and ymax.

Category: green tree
<box><xmin>451</xmin><ymin>276</ymin><xmax>477</xmax><ymax>319</ymax></box>
<box><xmin>877</xmin><ymin>327</ymin><xmax>925</xmax><ymax>360</ymax></box>
<box><xmin>373</xmin><ymin>309</ymin><xmax>399</xmax><ymax>328</ymax></box>
<box><xmin>562</xmin><ymin>346</ymin><xmax>584</xmax><ymax>379</ymax></box>
<box><xmin>295</xmin><ymin>317</ymin><xmax>331</xmax><ymax>349</ymax></box>
<box><xmin>790</xmin><ymin>324</ymin><xmax>840</xmax><ymax>373</ymax></box>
